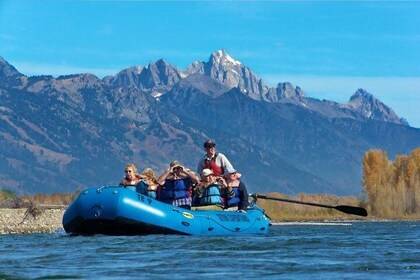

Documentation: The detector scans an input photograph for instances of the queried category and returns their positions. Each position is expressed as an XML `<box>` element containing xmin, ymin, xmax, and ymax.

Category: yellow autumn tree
<box><xmin>363</xmin><ymin>147</ymin><xmax>420</xmax><ymax>218</ymax></box>
<box><xmin>362</xmin><ymin>149</ymin><xmax>393</xmax><ymax>217</ymax></box>
<box><xmin>393</xmin><ymin>154</ymin><xmax>408</xmax><ymax>215</ymax></box>
<box><xmin>405</xmin><ymin>148</ymin><xmax>420</xmax><ymax>213</ymax></box>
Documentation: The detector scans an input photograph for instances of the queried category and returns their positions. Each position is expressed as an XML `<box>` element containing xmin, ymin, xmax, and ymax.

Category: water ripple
<box><xmin>1</xmin><ymin>221</ymin><xmax>419</xmax><ymax>279</ymax></box>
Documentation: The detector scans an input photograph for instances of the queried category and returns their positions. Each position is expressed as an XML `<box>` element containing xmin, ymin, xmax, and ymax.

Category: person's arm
<box><xmin>119</xmin><ymin>178</ymin><xmax>127</xmax><ymax>186</ymax></box>
<box><xmin>138</xmin><ymin>174</ymin><xmax>148</xmax><ymax>180</ymax></box>
<box><xmin>182</xmin><ymin>167</ymin><xmax>199</xmax><ymax>183</ymax></box>
<box><xmin>195</xmin><ymin>183</ymin><xmax>205</xmax><ymax>198</ymax></box>
<box><xmin>156</xmin><ymin>168</ymin><xmax>171</xmax><ymax>186</ymax></box>
<box><xmin>197</xmin><ymin>158</ymin><xmax>204</xmax><ymax>178</ymax></box>
<box><xmin>238</xmin><ymin>181</ymin><xmax>249</xmax><ymax>212</ymax></box>
<box><xmin>215</xmin><ymin>176</ymin><xmax>227</xmax><ymax>188</ymax></box>
<box><xmin>218</xmin><ymin>153</ymin><xmax>234</xmax><ymax>173</ymax></box>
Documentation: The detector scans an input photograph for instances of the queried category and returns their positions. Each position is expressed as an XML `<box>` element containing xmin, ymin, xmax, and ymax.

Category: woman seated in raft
<box><xmin>120</xmin><ymin>164</ymin><xmax>159</xmax><ymax>198</ymax></box>
<box><xmin>223</xmin><ymin>169</ymin><xmax>249</xmax><ymax>213</ymax></box>
<box><xmin>156</xmin><ymin>160</ymin><xmax>199</xmax><ymax>210</ymax></box>
<box><xmin>137</xmin><ymin>168</ymin><xmax>159</xmax><ymax>199</ymax></box>
<box><xmin>119</xmin><ymin>163</ymin><xmax>142</xmax><ymax>186</ymax></box>
<box><xmin>194</xmin><ymin>168</ymin><xmax>230</xmax><ymax>209</ymax></box>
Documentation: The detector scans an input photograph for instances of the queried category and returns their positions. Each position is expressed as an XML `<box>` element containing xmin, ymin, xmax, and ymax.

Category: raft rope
<box><xmin>204</xmin><ymin>214</ymin><xmax>261</xmax><ymax>232</ymax></box>
<box><xmin>96</xmin><ymin>185</ymin><xmax>110</xmax><ymax>193</ymax></box>
<box><xmin>172</xmin><ymin>208</ymin><xmax>263</xmax><ymax>233</ymax></box>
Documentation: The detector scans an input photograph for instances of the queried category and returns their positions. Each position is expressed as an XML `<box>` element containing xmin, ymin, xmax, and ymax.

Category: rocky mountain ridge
<box><xmin>0</xmin><ymin>51</ymin><xmax>418</xmax><ymax>195</ymax></box>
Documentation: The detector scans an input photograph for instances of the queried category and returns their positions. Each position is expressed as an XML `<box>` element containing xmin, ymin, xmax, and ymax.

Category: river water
<box><xmin>0</xmin><ymin>221</ymin><xmax>418</xmax><ymax>279</ymax></box>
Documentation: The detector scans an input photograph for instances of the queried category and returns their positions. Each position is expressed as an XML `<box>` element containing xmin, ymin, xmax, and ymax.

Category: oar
<box><xmin>253</xmin><ymin>194</ymin><xmax>368</xmax><ymax>217</ymax></box>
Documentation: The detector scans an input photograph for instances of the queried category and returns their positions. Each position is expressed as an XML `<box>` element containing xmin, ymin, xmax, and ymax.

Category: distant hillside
<box><xmin>0</xmin><ymin>51</ymin><xmax>419</xmax><ymax>195</ymax></box>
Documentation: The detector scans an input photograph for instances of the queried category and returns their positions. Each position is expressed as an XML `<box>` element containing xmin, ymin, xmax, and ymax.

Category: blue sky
<box><xmin>1</xmin><ymin>0</ymin><xmax>419</xmax><ymax>127</ymax></box>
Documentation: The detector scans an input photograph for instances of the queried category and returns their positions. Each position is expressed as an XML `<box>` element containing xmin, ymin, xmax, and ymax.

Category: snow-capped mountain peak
<box><xmin>211</xmin><ymin>50</ymin><xmax>241</xmax><ymax>66</ymax></box>
<box><xmin>185</xmin><ymin>50</ymin><xmax>268</xmax><ymax>101</ymax></box>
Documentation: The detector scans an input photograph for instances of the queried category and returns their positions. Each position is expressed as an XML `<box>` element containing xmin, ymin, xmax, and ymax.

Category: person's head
<box><xmin>125</xmin><ymin>163</ymin><xmax>138</xmax><ymax>180</ymax></box>
<box><xmin>223</xmin><ymin>168</ymin><xmax>241</xmax><ymax>181</ymax></box>
<box><xmin>170</xmin><ymin>160</ymin><xmax>182</xmax><ymax>174</ymax></box>
<box><xmin>142</xmin><ymin>168</ymin><xmax>156</xmax><ymax>181</ymax></box>
<box><xmin>201</xmin><ymin>168</ymin><xmax>213</xmax><ymax>180</ymax></box>
<box><xmin>203</xmin><ymin>139</ymin><xmax>216</xmax><ymax>155</ymax></box>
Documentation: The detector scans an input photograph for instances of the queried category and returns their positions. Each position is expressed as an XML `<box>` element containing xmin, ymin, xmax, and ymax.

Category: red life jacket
<box><xmin>204</xmin><ymin>152</ymin><xmax>224</xmax><ymax>176</ymax></box>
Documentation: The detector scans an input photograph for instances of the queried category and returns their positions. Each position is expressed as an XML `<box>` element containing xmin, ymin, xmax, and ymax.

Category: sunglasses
<box><xmin>125</xmin><ymin>170</ymin><xmax>132</xmax><ymax>173</ymax></box>
<box><xmin>205</xmin><ymin>145</ymin><xmax>215</xmax><ymax>149</ymax></box>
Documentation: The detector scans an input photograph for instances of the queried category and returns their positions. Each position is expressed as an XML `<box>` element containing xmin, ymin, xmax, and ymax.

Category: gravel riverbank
<box><xmin>0</xmin><ymin>207</ymin><xmax>66</xmax><ymax>234</ymax></box>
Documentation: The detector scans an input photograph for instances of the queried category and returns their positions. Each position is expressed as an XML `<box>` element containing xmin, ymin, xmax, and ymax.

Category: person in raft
<box><xmin>119</xmin><ymin>163</ymin><xmax>142</xmax><ymax>186</ymax></box>
<box><xmin>195</xmin><ymin>168</ymin><xmax>229</xmax><ymax>208</ymax></box>
<box><xmin>197</xmin><ymin>139</ymin><xmax>235</xmax><ymax>177</ymax></box>
<box><xmin>137</xmin><ymin>168</ymin><xmax>159</xmax><ymax>199</ymax></box>
<box><xmin>223</xmin><ymin>168</ymin><xmax>249</xmax><ymax>213</ymax></box>
<box><xmin>156</xmin><ymin>160</ymin><xmax>199</xmax><ymax>210</ymax></box>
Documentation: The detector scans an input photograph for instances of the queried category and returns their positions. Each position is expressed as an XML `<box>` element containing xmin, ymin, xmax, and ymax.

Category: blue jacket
<box><xmin>226</xmin><ymin>181</ymin><xmax>249</xmax><ymax>211</ymax></box>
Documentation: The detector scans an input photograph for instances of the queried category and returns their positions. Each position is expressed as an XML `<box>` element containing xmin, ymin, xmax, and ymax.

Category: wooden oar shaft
<box><xmin>254</xmin><ymin>194</ymin><xmax>368</xmax><ymax>217</ymax></box>
<box><xmin>256</xmin><ymin>194</ymin><xmax>334</xmax><ymax>209</ymax></box>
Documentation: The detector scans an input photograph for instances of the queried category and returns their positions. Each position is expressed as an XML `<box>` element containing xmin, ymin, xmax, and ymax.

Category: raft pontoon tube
<box><xmin>63</xmin><ymin>186</ymin><xmax>271</xmax><ymax>235</ymax></box>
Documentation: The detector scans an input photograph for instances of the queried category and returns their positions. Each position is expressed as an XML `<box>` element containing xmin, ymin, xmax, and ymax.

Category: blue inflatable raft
<box><xmin>62</xmin><ymin>186</ymin><xmax>271</xmax><ymax>235</ymax></box>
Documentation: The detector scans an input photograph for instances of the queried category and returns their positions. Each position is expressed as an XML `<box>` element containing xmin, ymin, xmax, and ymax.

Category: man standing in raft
<box><xmin>197</xmin><ymin>139</ymin><xmax>235</xmax><ymax>177</ymax></box>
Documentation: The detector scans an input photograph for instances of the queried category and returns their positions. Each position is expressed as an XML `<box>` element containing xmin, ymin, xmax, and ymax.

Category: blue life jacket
<box><xmin>136</xmin><ymin>180</ymin><xmax>158</xmax><ymax>199</ymax></box>
<box><xmin>160</xmin><ymin>178</ymin><xmax>191</xmax><ymax>204</ymax></box>
<box><xmin>226</xmin><ymin>186</ymin><xmax>241</xmax><ymax>207</ymax></box>
<box><xmin>199</xmin><ymin>184</ymin><xmax>223</xmax><ymax>206</ymax></box>
<box><xmin>136</xmin><ymin>180</ymin><xmax>149</xmax><ymax>195</ymax></box>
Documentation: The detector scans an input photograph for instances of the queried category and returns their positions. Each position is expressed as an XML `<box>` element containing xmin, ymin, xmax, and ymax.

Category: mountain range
<box><xmin>0</xmin><ymin>50</ymin><xmax>419</xmax><ymax>195</ymax></box>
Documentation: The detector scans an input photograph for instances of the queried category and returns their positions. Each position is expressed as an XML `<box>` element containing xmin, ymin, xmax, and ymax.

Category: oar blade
<box><xmin>335</xmin><ymin>205</ymin><xmax>368</xmax><ymax>217</ymax></box>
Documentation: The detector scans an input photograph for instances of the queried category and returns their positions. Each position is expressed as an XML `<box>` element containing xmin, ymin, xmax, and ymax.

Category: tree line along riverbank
<box><xmin>262</xmin><ymin>147</ymin><xmax>419</xmax><ymax>221</ymax></box>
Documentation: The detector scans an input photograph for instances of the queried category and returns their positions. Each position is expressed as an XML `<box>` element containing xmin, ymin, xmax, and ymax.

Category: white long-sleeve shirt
<box><xmin>197</xmin><ymin>152</ymin><xmax>235</xmax><ymax>178</ymax></box>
